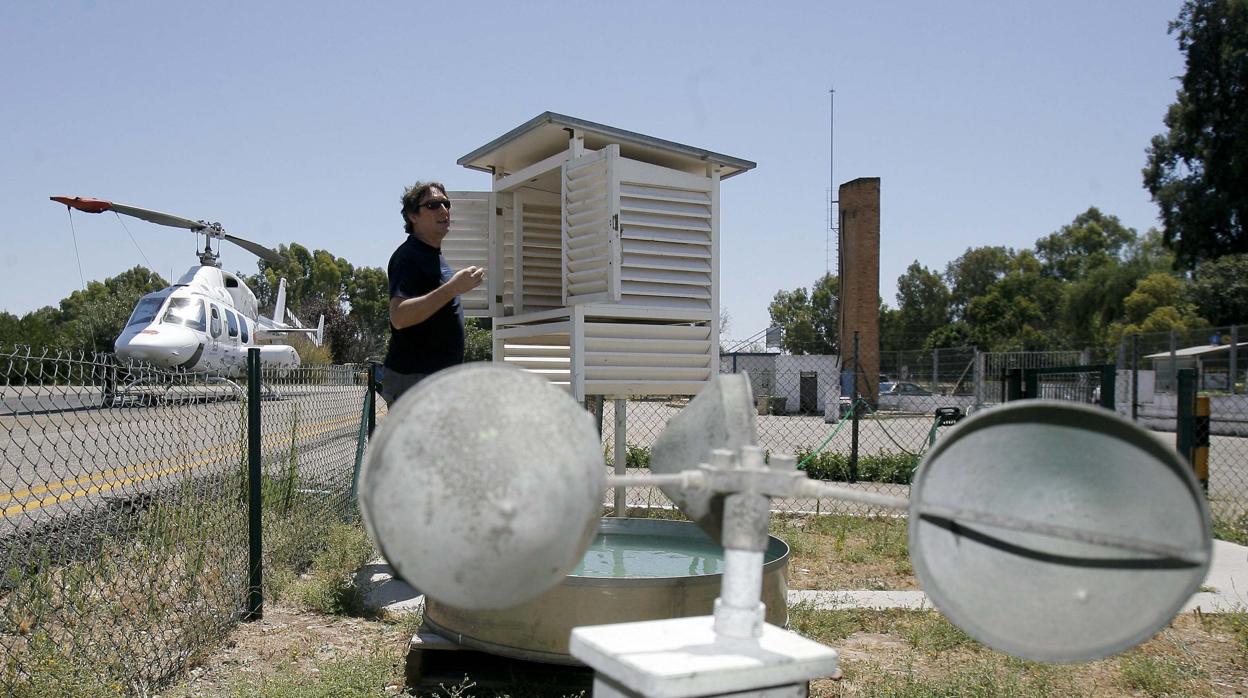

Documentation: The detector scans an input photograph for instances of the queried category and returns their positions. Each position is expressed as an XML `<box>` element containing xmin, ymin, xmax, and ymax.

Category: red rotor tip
<box><xmin>50</xmin><ymin>196</ymin><xmax>113</xmax><ymax>213</ymax></box>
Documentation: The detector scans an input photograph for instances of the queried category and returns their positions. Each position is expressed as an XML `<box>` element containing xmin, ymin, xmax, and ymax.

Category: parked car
<box><xmin>879</xmin><ymin>381</ymin><xmax>933</xmax><ymax>396</ymax></box>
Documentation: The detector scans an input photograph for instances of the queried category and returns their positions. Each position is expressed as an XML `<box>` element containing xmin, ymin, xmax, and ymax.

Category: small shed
<box><xmin>447</xmin><ymin>113</ymin><xmax>755</xmax><ymax>400</ymax></box>
<box><xmin>1144</xmin><ymin>341</ymin><xmax>1247</xmax><ymax>391</ymax></box>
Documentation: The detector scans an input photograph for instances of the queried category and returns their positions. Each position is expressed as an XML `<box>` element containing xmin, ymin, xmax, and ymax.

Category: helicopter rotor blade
<box><xmin>52</xmin><ymin>195</ymin><xmax>285</xmax><ymax>264</ymax></box>
<box><xmin>51</xmin><ymin>196</ymin><xmax>205</xmax><ymax>230</ymax></box>
<box><xmin>224</xmin><ymin>233</ymin><xmax>283</xmax><ymax>264</ymax></box>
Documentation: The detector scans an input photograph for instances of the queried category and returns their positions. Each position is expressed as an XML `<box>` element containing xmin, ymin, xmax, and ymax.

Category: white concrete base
<box><xmin>570</xmin><ymin>616</ymin><xmax>840</xmax><ymax>698</ymax></box>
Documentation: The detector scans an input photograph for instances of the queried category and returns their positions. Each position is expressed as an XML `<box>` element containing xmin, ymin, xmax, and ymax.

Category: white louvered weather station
<box><xmin>447</xmin><ymin>113</ymin><xmax>754</xmax><ymax>401</ymax></box>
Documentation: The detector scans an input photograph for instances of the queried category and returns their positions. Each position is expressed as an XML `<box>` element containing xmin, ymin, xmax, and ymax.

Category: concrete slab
<box><xmin>1183</xmin><ymin>539</ymin><xmax>1248</xmax><ymax>612</ymax></box>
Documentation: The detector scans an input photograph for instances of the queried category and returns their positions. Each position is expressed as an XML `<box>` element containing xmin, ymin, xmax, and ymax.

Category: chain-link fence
<box><xmin>1117</xmin><ymin>325</ymin><xmax>1248</xmax><ymax>526</ymax></box>
<box><xmin>5</xmin><ymin>328</ymin><xmax>1247</xmax><ymax>692</ymax></box>
<box><xmin>605</xmin><ymin>337</ymin><xmax>1248</xmax><ymax>531</ymax></box>
<box><xmin>0</xmin><ymin>345</ymin><xmax>368</xmax><ymax>696</ymax></box>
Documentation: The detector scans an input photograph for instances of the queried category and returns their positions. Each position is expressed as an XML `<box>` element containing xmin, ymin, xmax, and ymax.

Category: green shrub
<box><xmin>794</xmin><ymin>447</ymin><xmax>919</xmax><ymax>484</ymax></box>
<box><xmin>602</xmin><ymin>443</ymin><xmax>651</xmax><ymax>469</ymax></box>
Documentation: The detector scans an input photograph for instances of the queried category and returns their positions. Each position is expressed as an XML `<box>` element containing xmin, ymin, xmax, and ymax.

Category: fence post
<box><xmin>1132</xmin><ymin>334</ymin><xmax>1140</xmax><ymax>422</ymax></box>
<box><xmin>1169</xmin><ymin>330</ymin><xmax>1178</xmax><ymax>393</ymax></box>
<box><xmin>974</xmin><ymin>349</ymin><xmax>984</xmax><ymax>405</ymax></box>
<box><xmin>1176</xmin><ymin>368</ymin><xmax>1196</xmax><ymax>476</ymax></box>
<box><xmin>367</xmin><ymin>361</ymin><xmax>377</xmax><ymax>437</ymax></box>
<box><xmin>1194</xmin><ymin>395</ymin><xmax>1210</xmax><ymax>493</ymax></box>
<box><xmin>849</xmin><ymin>332</ymin><xmax>859</xmax><ymax>484</ymax></box>
<box><xmin>613</xmin><ymin>398</ymin><xmax>627</xmax><ymax>516</ymax></box>
<box><xmin>351</xmin><ymin>370</ymin><xmax>374</xmax><ymax>507</ymax></box>
<box><xmin>245</xmin><ymin>348</ymin><xmax>263</xmax><ymax>622</ymax></box>
<box><xmin>1232</xmin><ymin>325</ymin><xmax>1240</xmax><ymax>395</ymax></box>
<box><xmin>932</xmin><ymin>349</ymin><xmax>939</xmax><ymax>394</ymax></box>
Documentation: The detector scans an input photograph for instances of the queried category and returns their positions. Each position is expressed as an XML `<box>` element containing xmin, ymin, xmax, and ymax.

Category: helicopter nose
<box><xmin>116</xmin><ymin>326</ymin><xmax>200</xmax><ymax>368</ymax></box>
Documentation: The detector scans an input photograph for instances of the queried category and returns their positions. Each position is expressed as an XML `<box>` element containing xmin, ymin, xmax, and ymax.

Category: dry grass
<box><xmin>796</xmin><ymin>607</ymin><xmax>1248</xmax><ymax>697</ymax></box>
<box><xmin>772</xmin><ymin>513</ymin><xmax>916</xmax><ymax>590</ymax></box>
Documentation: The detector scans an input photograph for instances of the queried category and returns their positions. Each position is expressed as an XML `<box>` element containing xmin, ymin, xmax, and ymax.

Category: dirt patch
<box><xmin>160</xmin><ymin>605</ymin><xmax>411</xmax><ymax>697</ymax></box>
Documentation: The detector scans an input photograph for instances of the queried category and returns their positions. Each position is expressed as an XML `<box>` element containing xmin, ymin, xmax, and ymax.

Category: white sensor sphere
<box><xmin>359</xmin><ymin>364</ymin><xmax>605</xmax><ymax>610</ymax></box>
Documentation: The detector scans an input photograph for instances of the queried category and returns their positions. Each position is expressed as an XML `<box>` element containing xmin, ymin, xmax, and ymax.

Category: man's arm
<box><xmin>389</xmin><ymin>266</ymin><xmax>485</xmax><ymax>329</ymax></box>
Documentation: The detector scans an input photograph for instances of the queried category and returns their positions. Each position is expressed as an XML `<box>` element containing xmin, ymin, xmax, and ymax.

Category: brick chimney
<box><xmin>837</xmin><ymin>178</ymin><xmax>881</xmax><ymax>405</ymax></box>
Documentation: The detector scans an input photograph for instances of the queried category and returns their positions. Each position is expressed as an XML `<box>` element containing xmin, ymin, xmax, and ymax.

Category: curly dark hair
<box><xmin>400</xmin><ymin>181</ymin><xmax>447</xmax><ymax>235</ymax></box>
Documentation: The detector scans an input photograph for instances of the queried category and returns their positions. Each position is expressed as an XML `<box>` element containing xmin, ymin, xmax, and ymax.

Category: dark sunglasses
<box><xmin>418</xmin><ymin>200</ymin><xmax>451</xmax><ymax>211</ymax></box>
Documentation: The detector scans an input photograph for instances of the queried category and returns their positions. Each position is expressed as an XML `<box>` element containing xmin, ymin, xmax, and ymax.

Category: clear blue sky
<box><xmin>0</xmin><ymin>1</ymin><xmax>1186</xmax><ymax>342</ymax></box>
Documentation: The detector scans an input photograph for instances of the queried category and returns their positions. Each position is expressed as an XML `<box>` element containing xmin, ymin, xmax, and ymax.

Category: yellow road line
<box><xmin>3</xmin><ymin>452</ymin><xmax>231</xmax><ymax>518</ymax></box>
<box><xmin>1</xmin><ymin>412</ymin><xmax>358</xmax><ymax>508</ymax></box>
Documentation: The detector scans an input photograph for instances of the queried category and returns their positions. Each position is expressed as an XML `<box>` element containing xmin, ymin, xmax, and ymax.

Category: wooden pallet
<box><xmin>406</xmin><ymin>627</ymin><xmax>594</xmax><ymax>696</ymax></box>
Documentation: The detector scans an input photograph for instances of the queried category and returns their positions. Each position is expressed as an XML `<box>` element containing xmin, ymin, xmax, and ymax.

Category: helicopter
<box><xmin>51</xmin><ymin>196</ymin><xmax>323</xmax><ymax>398</ymax></box>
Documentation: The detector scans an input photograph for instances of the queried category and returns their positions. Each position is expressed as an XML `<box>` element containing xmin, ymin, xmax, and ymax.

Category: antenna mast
<box><xmin>827</xmin><ymin>87</ymin><xmax>837</xmax><ymax>276</ymax></box>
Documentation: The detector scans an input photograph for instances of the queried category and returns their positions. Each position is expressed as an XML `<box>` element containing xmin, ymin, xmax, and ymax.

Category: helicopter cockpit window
<box><xmin>127</xmin><ymin>296</ymin><xmax>167</xmax><ymax>328</ymax></box>
<box><xmin>225</xmin><ymin>310</ymin><xmax>239</xmax><ymax>339</ymax></box>
<box><xmin>161</xmin><ymin>298</ymin><xmax>206</xmax><ymax>331</ymax></box>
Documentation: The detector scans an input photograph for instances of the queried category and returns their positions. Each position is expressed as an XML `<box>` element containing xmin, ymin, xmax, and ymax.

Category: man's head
<box><xmin>400</xmin><ymin>181</ymin><xmax>452</xmax><ymax>245</ymax></box>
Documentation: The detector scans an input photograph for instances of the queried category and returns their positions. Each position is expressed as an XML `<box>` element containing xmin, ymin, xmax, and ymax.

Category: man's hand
<box><xmin>390</xmin><ymin>266</ymin><xmax>486</xmax><ymax>329</ymax></box>
<box><xmin>449</xmin><ymin>266</ymin><xmax>486</xmax><ymax>295</ymax></box>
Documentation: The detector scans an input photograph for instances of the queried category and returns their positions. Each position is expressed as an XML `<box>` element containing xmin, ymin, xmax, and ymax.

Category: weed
<box><xmin>229</xmin><ymin>647</ymin><xmax>402</xmax><ymax>698</ymax></box>
<box><xmin>601</xmin><ymin>443</ymin><xmax>652</xmax><ymax>469</ymax></box>
<box><xmin>902</xmin><ymin>614</ymin><xmax>974</xmax><ymax>654</ymax></box>
<box><xmin>1212</xmin><ymin>513</ymin><xmax>1248</xmax><ymax>545</ymax></box>
<box><xmin>288</xmin><ymin>523</ymin><xmax>376</xmax><ymax>616</ymax></box>
<box><xmin>1116</xmin><ymin>651</ymin><xmax>1200</xmax><ymax>696</ymax></box>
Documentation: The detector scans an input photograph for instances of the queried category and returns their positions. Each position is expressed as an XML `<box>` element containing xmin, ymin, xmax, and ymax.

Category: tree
<box><xmin>945</xmin><ymin>246</ymin><xmax>1013</xmax><ymax>320</ymax></box>
<box><xmin>963</xmin><ymin>252</ymin><xmax>1063</xmax><ymax>351</ymax></box>
<box><xmin>767</xmin><ymin>274</ymin><xmax>838</xmax><ymax>355</ymax></box>
<box><xmin>1143</xmin><ymin>0</ymin><xmax>1248</xmax><ymax>268</ymax></box>
<box><xmin>58</xmin><ymin>266</ymin><xmax>166</xmax><ymax>352</ymax></box>
<box><xmin>0</xmin><ymin>309</ymin><xmax>62</xmax><ymax>350</ymax></box>
<box><xmin>299</xmin><ymin>295</ymin><xmax>355</xmax><ymax>363</ymax></box>
<box><xmin>1034</xmin><ymin>208</ymin><xmax>1136</xmax><ymax>282</ymax></box>
<box><xmin>893</xmin><ymin>261</ymin><xmax>950</xmax><ymax>347</ymax></box>
<box><xmin>1184</xmin><ymin>253</ymin><xmax>1248</xmax><ymax>325</ymax></box>
<box><xmin>1060</xmin><ymin>262</ymin><xmax>1144</xmax><ymax>349</ymax></box>
<box><xmin>1108</xmin><ymin>272</ymin><xmax>1208</xmax><ymax>341</ymax></box>
<box><xmin>344</xmin><ymin>266</ymin><xmax>391</xmax><ymax>360</ymax></box>
<box><xmin>809</xmin><ymin>275</ymin><xmax>839</xmax><ymax>354</ymax></box>
<box><xmin>464</xmin><ymin>317</ymin><xmax>493</xmax><ymax>362</ymax></box>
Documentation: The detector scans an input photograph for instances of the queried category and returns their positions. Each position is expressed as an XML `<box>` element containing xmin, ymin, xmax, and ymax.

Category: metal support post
<box><xmin>1132</xmin><ymin>334</ymin><xmax>1140</xmax><ymax>422</ymax></box>
<box><xmin>932</xmin><ymin>349</ymin><xmax>939</xmax><ymax>394</ymax></box>
<box><xmin>245</xmin><ymin>348</ymin><xmax>263</xmax><ymax>621</ymax></box>
<box><xmin>1169</xmin><ymin>331</ymin><xmax>1178</xmax><ymax>393</ymax></box>
<box><xmin>1232</xmin><ymin>326</ymin><xmax>1240</xmax><ymax>395</ymax></box>
<box><xmin>613</xmin><ymin>398</ymin><xmax>627</xmax><ymax>516</ymax></box>
<box><xmin>1194</xmin><ymin>396</ymin><xmax>1210</xmax><ymax>493</ymax></box>
<box><xmin>367</xmin><ymin>361</ymin><xmax>377</xmax><ymax>437</ymax></box>
<box><xmin>1176</xmin><ymin>368</ymin><xmax>1196</xmax><ymax>472</ymax></box>
<box><xmin>849</xmin><ymin>332</ymin><xmax>859</xmax><ymax>484</ymax></box>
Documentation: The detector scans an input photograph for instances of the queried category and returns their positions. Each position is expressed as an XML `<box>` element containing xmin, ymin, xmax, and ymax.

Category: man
<box><xmin>381</xmin><ymin>181</ymin><xmax>485</xmax><ymax>406</ymax></box>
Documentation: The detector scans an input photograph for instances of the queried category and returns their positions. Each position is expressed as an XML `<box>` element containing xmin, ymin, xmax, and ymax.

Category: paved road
<box><xmin>0</xmin><ymin>383</ymin><xmax>369</xmax><ymax>536</ymax></box>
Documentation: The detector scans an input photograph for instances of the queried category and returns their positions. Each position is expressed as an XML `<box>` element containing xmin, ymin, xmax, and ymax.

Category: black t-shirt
<box><xmin>383</xmin><ymin>235</ymin><xmax>465</xmax><ymax>374</ymax></box>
